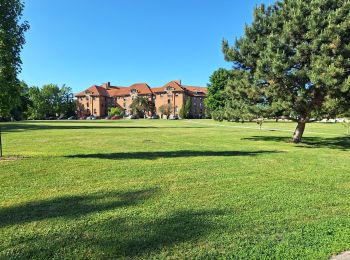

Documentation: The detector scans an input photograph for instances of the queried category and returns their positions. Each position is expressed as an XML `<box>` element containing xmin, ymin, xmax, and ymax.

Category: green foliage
<box><xmin>179</xmin><ymin>98</ymin><xmax>192</xmax><ymax>119</ymax></box>
<box><xmin>109</xmin><ymin>107</ymin><xmax>124</xmax><ymax>117</ymax></box>
<box><xmin>205</xmin><ymin>68</ymin><xmax>232</xmax><ymax>118</ymax></box>
<box><xmin>130</xmin><ymin>96</ymin><xmax>149</xmax><ymax>117</ymax></box>
<box><xmin>9</xmin><ymin>81</ymin><xmax>30</xmax><ymax>120</ymax></box>
<box><xmin>222</xmin><ymin>0</ymin><xmax>350</xmax><ymax>142</ymax></box>
<box><xmin>27</xmin><ymin>84</ymin><xmax>75</xmax><ymax>119</ymax></box>
<box><xmin>0</xmin><ymin>0</ymin><xmax>29</xmax><ymax>117</ymax></box>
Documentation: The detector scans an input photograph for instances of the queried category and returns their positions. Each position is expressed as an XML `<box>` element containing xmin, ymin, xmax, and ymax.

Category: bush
<box><xmin>109</xmin><ymin>107</ymin><xmax>124</xmax><ymax>117</ymax></box>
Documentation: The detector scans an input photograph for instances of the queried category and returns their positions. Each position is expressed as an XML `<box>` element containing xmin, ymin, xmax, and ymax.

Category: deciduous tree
<box><xmin>0</xmin><ymin>0</ymin><xmax>29</xmax><ymax>117</ymax></box>
<box><xmin>205</xmin><ymin>68</ymin><xmax>232</xmax><ymax>119</ymax></box>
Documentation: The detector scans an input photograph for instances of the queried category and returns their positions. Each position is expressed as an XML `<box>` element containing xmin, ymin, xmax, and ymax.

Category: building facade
<box><xmin>75</xmin><ymin>80</ymin><xmax>207</xmax><ymax>118</ymax></box>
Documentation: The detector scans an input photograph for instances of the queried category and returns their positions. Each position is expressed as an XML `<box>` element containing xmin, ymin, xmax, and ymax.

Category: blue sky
<box><xmin>20</xmin><ymin>0</ymin><xmax>273</xmax><ymax>92</ymax></box>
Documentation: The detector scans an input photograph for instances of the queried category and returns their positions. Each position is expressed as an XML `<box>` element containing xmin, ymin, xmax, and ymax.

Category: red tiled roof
<box><xmin>108</xmin><ymin>83</ymin><xmax>152</xmax><ymax>97</ymax></box>
<box><xmin>128</xmin><ymin>83</ymin><xmax>153</xmax><ymax>95</ymax></box>
<box><xmin>151</xmin><ymin>81</ymin><xmax>185</xmax><ymax>93</ymax></box>
<box><xmin>151</xmin><ymin>87</ymin><xmax>165</xmax><ymax>93</ymax></box>
<box><xmin>183</xmin><ymin>86</ymin><xmax>207</xmax><ymax>94</ymax></box>
<box><xmin>75</xmin><ymin>85</ymin><xmax>109</xmax><ymax>97</ymax></box>
<box><xmin>75</xmin><ymin>81</ymin><xmax>207</xmax><ymax>98</ymax></box>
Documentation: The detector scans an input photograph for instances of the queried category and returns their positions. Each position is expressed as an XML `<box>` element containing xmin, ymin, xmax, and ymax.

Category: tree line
<box><xmin>7</xmin><ymin>81</ymin><xmax>76</xmax><ymax>120</ymax></box>
<box><xmin>205</xmin><ymin>0</ymin><xmax>350</xmax><ymax>143</ymax></box>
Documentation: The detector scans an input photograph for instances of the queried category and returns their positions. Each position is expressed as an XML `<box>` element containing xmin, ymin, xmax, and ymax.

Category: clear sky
<box><xmin>20</xmin><ymin>0</ymin><xmax>273</xmax><ymax>93</ymax></box>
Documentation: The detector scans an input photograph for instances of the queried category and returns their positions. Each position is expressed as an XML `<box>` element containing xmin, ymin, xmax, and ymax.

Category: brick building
<box><xmin>75</xmin><ymin>80</ymin><xmax>207</xmax><ymax>118</ymax></box>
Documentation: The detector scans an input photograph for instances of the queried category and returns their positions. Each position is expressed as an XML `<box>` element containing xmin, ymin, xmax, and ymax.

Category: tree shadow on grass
<box><xmin>0</xmin><ymin>123</ymin><xmax>208</xmax><ymax>133</ymax></box>
<box><xmin>2</xmin><ymin>209</ymin><xmax>224</xmax><ymax>259</ymax></box>
<box><xmin>0</xmin><ymin>187</ymin><xmax>225</xmax><ymax>258</ymax></box>
<box><xmin>65</xmin><ymin>150</ymin><xmax>282</xmax><ymax>160</ymax></box>
<box><xmin>242</xmin><ymin>136</ymin><xmax>350</xmax><ymax>150</ymax></box>
<box><xmin>0</xmin><ymin>188</ymin><xmax>158</xmax><ymax>228</ymax></box>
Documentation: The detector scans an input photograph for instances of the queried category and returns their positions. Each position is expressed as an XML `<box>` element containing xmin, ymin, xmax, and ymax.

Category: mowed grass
<box><xmin>0</xmin><ymin>119</ymin><xmax>349</xmax><ymax>259</ymax></box>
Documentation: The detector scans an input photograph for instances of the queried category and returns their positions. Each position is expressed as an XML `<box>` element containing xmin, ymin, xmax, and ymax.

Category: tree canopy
<box><xmin>129</xmin><ymin>96</ymin><xmax>150</xmax><ymax>117</ymax></box>
<box><xmin>0</xmin><ymin>0</ymin><xmax>29</xmax><ymax>117</ymax></box>
<box><xmin>222</xmin><ymin>0</ymin><xmax>350</xmax><ymax>142</ymax></box>
<box><xmin>27</xmin><ymin>84</ymin><xmax>75</xmax><ymax>119</ymax></box>
<box><xmin>205</xmin><ymin>68</ymin><xmax>232</xmax><ymax>120</ymax></box>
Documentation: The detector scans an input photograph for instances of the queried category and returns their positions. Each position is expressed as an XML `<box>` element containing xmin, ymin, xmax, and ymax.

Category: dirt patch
<box><xmin>0</xmin><ymin>156</ymin><xmax>27</xmax><ymax>162</ymax></box>
<box><xmin>331</xmin><ymin>251</ymin><xmax>350</xmax><ymax>260</ymax></box>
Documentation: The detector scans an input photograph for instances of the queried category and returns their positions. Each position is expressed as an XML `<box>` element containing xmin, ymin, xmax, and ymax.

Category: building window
<box><xmin>86</xmin><ymin>96</ymin><xmax>89</xmax><ymax>101</ymax></box>
<box><xmin>175</xmin><ymin>106</ymin><xmax>178</xmax><ymax>112</ymax></box>
<box><xmin>93</xmin><ymin>109</ymin><xmax>96</xmax><ymax>114</ymax></box>
<box><xmin>160</xmin><ymin>94</ymin><xmax>163</xmax><ymax>97</ymax></box>
<box><xmin>176</xmin><ymin>93</ymin><xmax>179</xmax><ymax>97</ymax></box>
<box><xmin>123</xmin><ymin>97</ymin><xmax>126</xmax><ymax>101</ymax></box>
<box><xmin>167</xmin><ymin>99</ymin><xmax>171</xmax><ymax>104</ymax></box>
<box><xmin>93</xmin><ymin>97</ymin><xmax>96</xmax><ymax>101</ymax></box>
<box><xmin>87</xmin><ymin>103</ymin><xmax>89</xmax><ymax>108</ymax></box>
<box><xmin>124</xmin><ymin>103</ymin><xmax>126</xmax><ymax>108</ymax></box>
<box><xmin>80</xmin><ymin>97</ymin><xmax>83</xmax><ymax>101</ymax></box>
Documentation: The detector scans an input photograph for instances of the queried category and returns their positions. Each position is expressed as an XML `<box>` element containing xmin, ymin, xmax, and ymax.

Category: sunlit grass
<box><xmin>0</xmin><ymin>119</ymin><xmax>349</xmax><ymax>259</ymax></box>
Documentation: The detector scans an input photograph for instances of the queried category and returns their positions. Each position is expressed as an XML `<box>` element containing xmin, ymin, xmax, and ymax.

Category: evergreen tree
<box><xmin>0</xmin><ymin>0</ymin><xmax>29</xmax><ymax>117</ymax></box>
<box><xmin>179</xmin><ymin>98</ymin><xmax>192</xmax><ymax>119</ymax></box>
<box><xmin>222</xmin><ymin>0</ymin><xmax>350</xmax><ymax>143</ymax></box>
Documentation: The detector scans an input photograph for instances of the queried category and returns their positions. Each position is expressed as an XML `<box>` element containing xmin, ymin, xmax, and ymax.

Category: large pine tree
<box><xmin>223</xmin><ymin>0</ymin><xmax>350</xmax><ymax>143</ymax></box>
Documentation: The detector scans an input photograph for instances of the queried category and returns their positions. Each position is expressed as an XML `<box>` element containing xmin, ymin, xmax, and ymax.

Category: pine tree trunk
<box><xmin>292</xmin><ymin>119</ymin><xmax>307</xmax><ymax>143</ymax></box>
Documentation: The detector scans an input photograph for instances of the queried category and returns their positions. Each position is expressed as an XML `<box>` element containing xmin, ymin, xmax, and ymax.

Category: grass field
<box><xmin>0</xmin><ymin>119</ymin><xmax>349</xmax><ymax>259</ymax></box>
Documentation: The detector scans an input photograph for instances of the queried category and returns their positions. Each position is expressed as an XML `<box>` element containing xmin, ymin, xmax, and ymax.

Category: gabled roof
<box><xmin>75</xmin><ymin>85</ymin><xmax>110</xmax><ymax>97</ymax></box>
<box><xmin>128</xmin><ymin>83</ymin><xmax>153</xmax><ymax>95</ymax></box>
<box><xmin>108</xmin><ymin>83</ymin><xmax>152</xmax><ymax>97</ymax></box>
<box><xmin>151</xmin><ymin>81</ymin><xmax>185</xmax><ymax>93</ymax></box>
<box><xmin>75</xmin><ymin>81</ymin><xmax>207</xmax><ymax>98</ymax></box>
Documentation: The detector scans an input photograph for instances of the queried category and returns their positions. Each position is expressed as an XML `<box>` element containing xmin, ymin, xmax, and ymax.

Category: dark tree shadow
<box><xmin>3</xmin><ymin>209</ymin><xmax>225</xmax><ymax>259</ymax></box>
<box><xmin>65</xmin><ymin>150</ymin><xmax>282</xmax><ymax>160</ymax></box>
<box><xmin>242</xmin><ymin>136</ymin><xmax>350</xmax><ymax>150</ymax></box>
<box><xmin>92</xmin><ymin>209</ymin><xmax>225</xmax><ymax>258</ymax></box>
<box><xmin>0</xmin><ymin>122</ymin><xmax>208</xmax><ymax>133</ymax></box>
<box><xmin>0</xmin><ymin>188</ymin><xmax>158</xmax><ymax>228</ymax></box>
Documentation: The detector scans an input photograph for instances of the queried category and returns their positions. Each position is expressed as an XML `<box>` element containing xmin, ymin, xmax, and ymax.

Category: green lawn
<box><xmin>0</xmin><ymin>119</ymin><xmax>349</xmax><ymax>259</ymax></box>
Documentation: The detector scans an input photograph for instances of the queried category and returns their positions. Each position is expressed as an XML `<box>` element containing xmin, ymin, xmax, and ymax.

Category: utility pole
<box><xmin>0</xmin><ymin>127</ymin><xmax>2</xmax><ymax>157</ymax></box>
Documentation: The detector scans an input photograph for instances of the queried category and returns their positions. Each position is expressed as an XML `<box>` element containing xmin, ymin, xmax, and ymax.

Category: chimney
<box><xmin>102</xmin><ymin>82</ymin><xmax>110</xmax><ymax>89</ymax></box>
<box><xmin>174</xmin><ymin>80</ymin><xmax>181</xmax><ymax>85</ymax></box>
